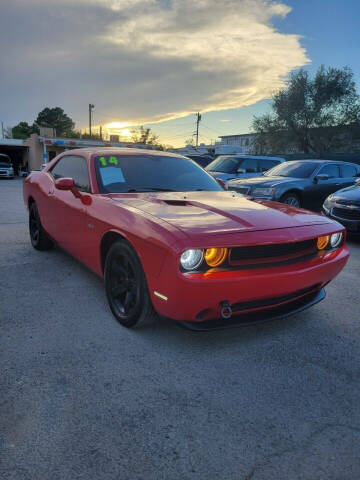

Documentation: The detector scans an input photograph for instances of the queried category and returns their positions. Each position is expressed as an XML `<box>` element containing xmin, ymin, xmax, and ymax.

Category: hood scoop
<box><xmin>162</xmin><ymin>199</ymin><xmax>188</xmax><ymax>206</ymax></box>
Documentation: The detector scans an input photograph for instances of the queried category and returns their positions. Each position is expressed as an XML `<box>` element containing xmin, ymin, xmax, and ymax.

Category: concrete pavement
<box><xmin>0</xmin><ymin>178</ymin><xmax>359</xmax><ymax>479</ymax></box>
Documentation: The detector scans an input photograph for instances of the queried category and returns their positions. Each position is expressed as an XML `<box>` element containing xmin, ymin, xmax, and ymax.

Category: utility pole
<box><xmin>195</xmin><ymin>112</ymin><xmax>201</xmax><ymax>147</ymax></box>
<box><xmin>100</xmin><ymin>125</ymin><xmax>103</xmax><ymax>141</ymax></box>
<box><xmin>1</xmin><ymin>121</ymin><xmax>4</xmax><ymax>139</ymax></box>
<box><xmin>89</xmin><ymin>104</ymin><xmax>94</xmax><ymax>138</ymax></box>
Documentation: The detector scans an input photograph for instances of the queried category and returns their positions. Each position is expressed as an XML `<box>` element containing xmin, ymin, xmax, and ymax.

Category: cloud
<box><xmin>0</xmin><ymin>0</ymin><xmax>309</xmax><ymax>127</ymax></box>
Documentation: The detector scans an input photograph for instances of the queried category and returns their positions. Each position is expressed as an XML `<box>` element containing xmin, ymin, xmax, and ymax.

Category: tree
<box><xmin>36</xmin><ymin>107</ymin><xmax>75</xmax><ymax>137</ymax></box>
<box><xmin>130</xmin><ymin>126</ymin><xmax>159</xmax><ymax>145</ymax></box>
<box><xmin>12</xmin><ymin>122</ymin><xmax>39</xmax><ymax>139</ymax></box>
<box><xmin>252</xmin><ymin>66</ymin><xmax>360</xmax><ymax>154</ymax></box>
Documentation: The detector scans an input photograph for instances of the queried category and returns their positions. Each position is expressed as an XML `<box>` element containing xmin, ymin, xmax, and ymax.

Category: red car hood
<box><xmin>108</xmin><ymin>191</ymin><xmax>332</xmax><ymax>237</ymax></box>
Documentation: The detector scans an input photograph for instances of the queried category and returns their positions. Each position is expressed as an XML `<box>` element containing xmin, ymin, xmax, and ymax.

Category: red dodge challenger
<box><xmin>23</xmin><ymin>148</ymin><xmax>349</xmax><ymax>329</ymax></box>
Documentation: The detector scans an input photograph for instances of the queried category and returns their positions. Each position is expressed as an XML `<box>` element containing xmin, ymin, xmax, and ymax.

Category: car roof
<box><xmin>218</xmin><ymin>155</ymin><xmax>285</xmax><ymax>161</ymax></box>
<box><xmin>63</xmin><ymin>147</ymin><xmax>184</xmax><ymax>159</ymax></box>
<box><xmin>285</xmin><ymin>159</ymin><xmax>359</xmax><ymax>165</ymax></box>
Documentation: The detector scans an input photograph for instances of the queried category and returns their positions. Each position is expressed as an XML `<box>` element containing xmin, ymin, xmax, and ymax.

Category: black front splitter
<box><xmin>178</xmin><ymin>289</ymin><xmax>325</xmax><ymax>331</ymax></box>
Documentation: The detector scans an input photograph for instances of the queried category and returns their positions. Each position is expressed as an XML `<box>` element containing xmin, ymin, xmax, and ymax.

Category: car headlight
<box><xmin>252</xmin><ymin>187</ymin><xmax>275</xmax><ymax>197</ymax></box>
<box><xmin>317</xmin><ymin>235</ymin><xmax>330</xmax><ymax>250</ymax></box>
<box><xmin>204</xmin><ymin>247</ymin><xmax>228</xmax><ymax>267</ymax></box>
<box><xmin>330</xmin><ymin>232</ymin><xmax>343</xmax><ymax>248</ymax></box>
<box><xmin>323</xmin><ymin>195</ymin><xmax>335</xmax><ymax>207</ymax></box>
<box><xmin>317</xmin><ymin>233</ymin><xmax>343</xmax><ymax>250</ymax></box>
<box><xmin>180</xmin><ymin>249</ymin><xmax>204</xmax><ymax>270</ymax></box>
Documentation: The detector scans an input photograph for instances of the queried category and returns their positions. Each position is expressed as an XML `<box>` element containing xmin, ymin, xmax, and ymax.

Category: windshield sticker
<box><xmin>99</xmin><ymin>156</ymin><xmax>119</xmax><ymax>166</ymax></box>
<box><xmin>99</xmin><ymin>166</ymin><xmax>125</xmax><ymax>185</ymax></box>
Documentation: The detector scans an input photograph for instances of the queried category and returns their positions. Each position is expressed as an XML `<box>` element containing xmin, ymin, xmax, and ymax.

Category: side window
<box><xmin>258</xmin><ymin>160</ymin><xmax>279</xmax><ymax>172</ymax></box>
<box><xmin>51</xmin><ymin>156</ymin><xmax>91</xmax><ymax>192</ymax></box>
<box><xmin>340</xmin><ymin>164</ymin><xmax>357</xmax><ymax>178</ymax></box>
<box><xmin>239</xmin><ymin>158</ymin><xmax>258</xmax><ymax>173</ymax></box>
<box><xmin>318</xmin><ymin>164</ymin><xmax>340</xmax><ymax>179</ymax></box>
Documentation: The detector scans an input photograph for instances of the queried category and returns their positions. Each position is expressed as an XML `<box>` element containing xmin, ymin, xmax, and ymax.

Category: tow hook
<box><xmin>220</xmin><ymin>301</ymin><xmax>232</xmax><ymax>319</ymax></box>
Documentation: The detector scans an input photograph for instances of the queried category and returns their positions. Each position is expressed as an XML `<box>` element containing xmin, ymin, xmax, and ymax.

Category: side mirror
<box><xmin>314</xmin><ymin>174</ymin><xmax>329</xmax><ymax>183</ymax></box>
<box><xmin>55</xmin><ymin>177</ymin><xmax>75</xmax><ymax>191</ymax></box>
<box><xmin>237</xmin><ymin>168</ymin><xmax>246</xmax><ymax>174</ymax></box>
<box><xmin>356</xmin><ymin>178</ymin><xmax>360</xmax><ymax>185</ymax></box>
<box><xmin>55</xmin><ymin>177</ymin><xmax>92</xmax><ymax>205</ymax></box>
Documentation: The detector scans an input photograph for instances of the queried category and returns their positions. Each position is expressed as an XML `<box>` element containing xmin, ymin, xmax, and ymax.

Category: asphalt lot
<box><xmin>1</xmin><ymin>178</ymin><xmax>360</xmax><ymax>480</ymax></box>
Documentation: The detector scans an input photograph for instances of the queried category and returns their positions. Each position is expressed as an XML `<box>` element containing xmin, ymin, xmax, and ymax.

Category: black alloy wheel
<box><xmin>29</xmin><ymin>202</ymin><xmax>53</xmax><ymax>250</ymax></box>
<box><xmin>104</xmin><ymin>240</ymin><xmax>157</xmax><ymax>328</ymax></box>
<box><xmin>281</xmin><ymin>192</ymin><xmax>301</xmax><ymax>208</ymax></box>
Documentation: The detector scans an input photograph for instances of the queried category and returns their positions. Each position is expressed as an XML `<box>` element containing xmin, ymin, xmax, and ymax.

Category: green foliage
<box><xmin>252</xmin><ymin>66</ymin><xmax>360</xmax><ymax>154</ymax></box>
<box><xmin>12</xmin><ymin>122</ymin><xmax>40</xmax><ymax>139</ymax></box>
<box><xmin>130</xmin><ymin>126</ymin><xmax>159</xmax><ymax>145</ymax></box>
<box><xmin>36</xmin><ymin>107</ymin><xmax>75</xmax><ymax>137</ymax></box>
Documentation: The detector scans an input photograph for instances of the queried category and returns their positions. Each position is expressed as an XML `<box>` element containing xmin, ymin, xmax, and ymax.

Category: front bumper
<box><xmin>150</xmin><ymin>245</ymin><xmax>349</xmax><ymax>324</ymax></box>
<box><xmin>0</xmin><ymin>172</ymin><xmax>14</xmax><ymax>178</ymax></box>
<box><xmin>180</xmin><ymin>288</ymin><xmax>326</xmax><ymax>330</ymax></box>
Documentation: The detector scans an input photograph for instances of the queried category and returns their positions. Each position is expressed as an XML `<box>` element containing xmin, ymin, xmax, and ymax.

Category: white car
<box><xmin>19</xmin><ymin>167</ymin><xmax>29</xmax><ymax>177</ymax></box>
<box><xmin>0</xmin><ymin>154</ymin><xmax>14</xmax><ymax>178</ymax></box>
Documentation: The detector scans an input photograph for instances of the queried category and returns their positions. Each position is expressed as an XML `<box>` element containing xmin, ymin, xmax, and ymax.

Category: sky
<box><xmin>1</xmin><ymin>0</ymin><xmax>360</xmax><ymax>146</ymax></box>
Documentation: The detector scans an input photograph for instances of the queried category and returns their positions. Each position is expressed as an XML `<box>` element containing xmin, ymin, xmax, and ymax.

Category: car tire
<box><xmin>29</xmin><ymin>202</ymin><xmax>53</xmax><ymax>250</ymax></box>
<box><xmin>280</xmin><ymin>192</ymin><xmax>301</xmax><ymax>207</ymax></box>
<box><xmin>104</xmin><ymin>240</ymin><xmax>158</xmax><ymax>328</ymax></box>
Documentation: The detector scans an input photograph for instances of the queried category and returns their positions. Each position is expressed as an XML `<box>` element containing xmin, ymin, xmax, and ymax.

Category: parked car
<box><xmin>185</xmin><ymin>154</ymin><xmax>214</xmax><ymax>168</ymax></box>
<box><xmin>226</xmin><ymin>160</ymin><xmax>360</xmax><ymax>210</ymax></box>
<box><xmin>23</xmin><ymin>148</ymin><xmax>348</xmax><ymax>329</ymax></box>
<box><xmin>205</xmin><ymin>155</ymin><xmax>285</xmax><ymax>184</ymax></box>
<box><xmin>0</xmin><ymin>154</ymin><xmax>14</xmax><ymax>178</ymax></box>
<box><xmin>323</xmin><ymin>178</ymin><xmax>360</xmax><ymax>233</ymax></box>
<box><xmin>19</xmin><ymin>167</ymin><xmax>29</xmax><ymax>177</ymax></box>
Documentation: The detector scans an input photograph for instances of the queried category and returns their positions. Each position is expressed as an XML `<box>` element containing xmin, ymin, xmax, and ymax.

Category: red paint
<box><xmin>23</xmin><ymin>149</ymin><xmax>349</xmax><ymax>323</ymax></box>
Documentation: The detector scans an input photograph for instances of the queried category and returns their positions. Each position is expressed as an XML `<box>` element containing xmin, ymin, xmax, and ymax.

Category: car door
<box><xmin>313</xmin><ymin>164</ymin><xmax>342</xmax><ymax>205</ymax></box>
<box><xmin>48</xmin><ymin>155</ymin><xmax>91</xmax><ymax>260</ymax></box>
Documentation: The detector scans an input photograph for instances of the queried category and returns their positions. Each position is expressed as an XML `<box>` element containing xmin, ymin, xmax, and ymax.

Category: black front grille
<box><xmin>230</xmin><ymin>239</ymin><xmax>317</xmax><ymax>262</ymax></box>
<box><xmin>333</xmin><ymin>207</ymin><xmax>360</xmax><ymax>221</ymax></box>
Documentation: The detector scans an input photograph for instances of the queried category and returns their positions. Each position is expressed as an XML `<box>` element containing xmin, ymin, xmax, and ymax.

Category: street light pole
<box><xmin>195</xmin><ymin>112</ymin><xmax>201</xmax><ymax>147</ymax></box>
<box><xmin>89</xmin><ymin>104</ymin><xmax>94</xmax><ymax>138</ymax></box>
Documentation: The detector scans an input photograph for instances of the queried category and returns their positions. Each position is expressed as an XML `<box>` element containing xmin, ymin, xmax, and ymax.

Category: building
<box><xmin>23</xmin><ymin>134</ymin><xmax>157</xmax><ymax>171</ymax></box>
<box><xmin>169</xmin><ymin>142</ymin><xmax>215</xmax><ymax>157</ymax></box>
<box><xmin>215</xmin><ymin>133</ymin><xmax>257</xmax><ymax>155</ymax></box>
<box><xmin>0</xmin><ymin>139</ymin><xmax>29</xmax><ymax>173</ymax></box>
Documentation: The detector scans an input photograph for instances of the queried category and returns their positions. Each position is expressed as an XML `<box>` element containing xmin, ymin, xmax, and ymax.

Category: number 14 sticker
<box><xmin>99</xmin><ymin>156</ymin><xmax>119</xmax><ymax>167</ymax></box>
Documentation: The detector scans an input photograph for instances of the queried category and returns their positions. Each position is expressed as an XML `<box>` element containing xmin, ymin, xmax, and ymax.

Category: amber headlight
<box><xmin>204</xmin><ymin>247</ymin><xmax>228</xmax><ymax>267</ymax></box>
<box><xmin>317</xmin><ymin>235</ymin><xmax>330</xmax><ymax>250</ymax></box>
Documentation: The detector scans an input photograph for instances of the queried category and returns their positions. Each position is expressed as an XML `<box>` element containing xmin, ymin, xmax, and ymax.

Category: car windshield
<box><xmin>95</xmin><ymin>154</ymin><xmax>223</xmax><ymax>193</ymax></box>
<box><xmin>264</xmin><ymin>161</ymin><xmax>318</xmax><ymax>178</ymax></box>
<box><xmin>205</xmin><ymin>156</ymin><xmax>243</xmax><ymax>173</ymax></box>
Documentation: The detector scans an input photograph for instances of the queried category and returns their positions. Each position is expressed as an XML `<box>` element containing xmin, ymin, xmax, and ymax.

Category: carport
<box><xmin>0</xmin><ymin>139</ymin><xmax>28</xmax><ymax>174</ymax></box>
